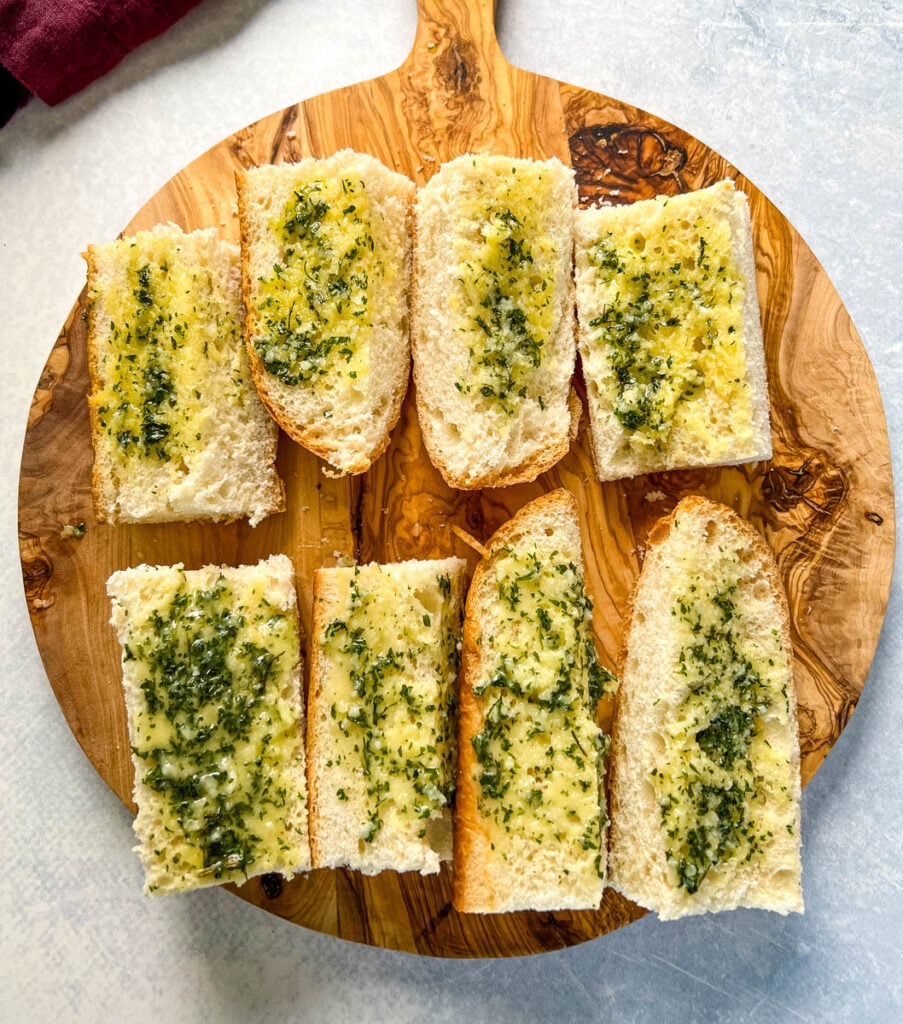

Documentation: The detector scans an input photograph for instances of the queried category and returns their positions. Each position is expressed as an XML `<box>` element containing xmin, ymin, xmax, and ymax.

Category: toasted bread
<box><xmin>237</xmin><ymin>150</ymin><xmax>414</xmax><ymax>475</ymax></box>
<box><xmin>454</xmin><ymin>490</ymin><xmax>608</xmax><ymax>912</ymax></box>
<box><xmin>412</xmin><ymin>155</ymin><xmax>579</xmax><ymax>489</ymax></box>
<box><xmin>307</xmin><ymin>558</ymin><xmax>466</xmax><ymax>875</ymax></box>
<box><xmin>107</xmin><ymin>554</ymin><xmax>310</xmax><ymax>894</ymax></box>
<box><xmin>608</xmin><ymin>496</ymin><xmax>802</xmax><ymax>918</ymax></box>
<box><xmin>574</xmin><ymin>180</ymin><xmax>771</xmax><ymax>480</ymax></box>
<box><xmin>85</xmin><ymin>224</ymin><xmax>283</xmax><ymax>525</ymax></box>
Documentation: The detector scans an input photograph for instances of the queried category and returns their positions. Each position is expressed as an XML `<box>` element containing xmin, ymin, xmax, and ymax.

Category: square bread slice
<box><xmin>107</xmin><ymin>554</ymin><xmax>310</xmax><ymax>894</ymax></box>
<box><xmin>574</xmin><ymin>179</ymin><xmax>772</xmax><ymax>481</ymax></box>
<box><xmin>237</xmin><ymin>150</ymin><xmax>415</xmax><ymax>475</ymax></box>
<box><xmin>307</xmin><ymin>558</ymin><xmax>466</xmax><ymax>875</ymax></box>
<box><xmin>85</xmin><ymin>223</ymin><xmax>284</xmax><ymax>525</ymax></box>
<box><xmin>609</xmin><ymin>496</ymin><xmax>803</xmax><ymax>919</ymax></box>
<box><xmin>412</xmin><ymin>154</ymin><xmax>579</xmax><ymax>489</ymax></box>
<box><xmin>454</xmin><ymin>490</ymin><xmax>610</xmax><ymax>913</ymax></box>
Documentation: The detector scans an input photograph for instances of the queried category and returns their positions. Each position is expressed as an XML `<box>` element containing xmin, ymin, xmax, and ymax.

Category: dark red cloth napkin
<box><xmin>0</xmin><ymin>0</ymin><xmax>205</xmax><ymax>123</ymax></box>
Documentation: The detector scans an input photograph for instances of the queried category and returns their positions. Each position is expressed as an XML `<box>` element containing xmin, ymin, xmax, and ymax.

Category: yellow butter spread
<box><xmin>93</xmin><ymin>233</ymin><xmax>245</xmax><ymax>468</ymax></box>
<box><xmin>254</xmin><ymin>175</ymin><xmax>395</xmax><ymax>389</ymax></box>
<box><xmin>451</xmin><ymin>162</ymin><xmax>562</xmax><ymax>415</ymax></box>
<box><xmin>319</xmin><ymin>566</ymin><xmax>461</xmax><ymax>844</ymax></box>
<box><xmin>471</xmin><ymin>546</ymin><xmax>612</xmax><ymax>880</ymax></box>
<box><xmin>583</xmin><ymin>187</ymin><xmax>753</xmax><ymax>457</ymax></box>
<box><xmin>123</xmin><ymin>570</ymin><xmax>304</xmax><ymax>891</ymax></box>
<box><xmin>651</xmin><ymin>531</ymin><xmax>794</xmax><ymax>893</ymax></box>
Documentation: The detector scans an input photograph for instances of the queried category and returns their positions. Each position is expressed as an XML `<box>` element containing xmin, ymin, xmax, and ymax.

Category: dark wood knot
<box><xmin>416</xmin><ymin>900</ymin><xmax>453</xmax><ymax>942</ymax></box>
<box><xmin>536</xmin><ymin>911</ymin><xmax>584</xmax><ymax>949</ymax></box>
<box><xmin>568</xmin><ymin>124</ymin><xmax>688</xmax><ymax>207</ymax></box>
<box><xmin>259</xmin><ymin>873</ymin><xmax>284</xmax><ymax>900</ymax></box>
<box><xmin>761</xmin><ymin>453</ymin><xmax>846</xmax><ymax>520</ymax></box>
<box><xmin>20</xmin><ymin>533</ymin><xmax>54</xmax><ymax>613</ymax></box>
<box><xmin>29</xmin><ymin>334</ymin><xmax>72</xmax><ymax>430</ymax></box>
<box><xmin>437</xmin><ymin>38</ymin><xmax>478</xmax><ymax>97</ymax></box>
<box><xmin>865</xmin><ymin>511</ymin><xmax>884</xmax><ymax>526</ymax></box>
<box><xmin>463</xmin><ymin>495</ymin><xmax>487</xmax><ymax>534</ymax></box>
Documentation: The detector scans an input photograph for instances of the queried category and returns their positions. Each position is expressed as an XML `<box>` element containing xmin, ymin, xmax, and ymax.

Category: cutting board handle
<box><xmin>403</xmin><ymin>0</ymin><xmax>503</xmax><ymax>72</ymax></box>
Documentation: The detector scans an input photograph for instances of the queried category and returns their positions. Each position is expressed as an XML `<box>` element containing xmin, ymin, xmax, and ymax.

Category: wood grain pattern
<box><xmin>18</xmin><ymin>0</ymin><xmax>894</xmax><ymax>956</ymax></box>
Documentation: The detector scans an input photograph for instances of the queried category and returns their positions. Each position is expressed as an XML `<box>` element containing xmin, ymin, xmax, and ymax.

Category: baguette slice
<box><xmin>413</xmin><ymin>155</ymin><xmax>579</xmax><ymax>489</ymax></box>
<box><xmin>107</xmin><ymin>554</ymin><xmax>310</xmax><ymax>894</ymax></box>
<box><xmin>308</xmin><ymin>557</ymin><xmax>467</xmax><ymax>875</ymax></box>
<box><xmin>237</xmin><ymin>150</ymin><xmax>415</xmax><ymax>475</ymax></box>
<box><xmin>574</xmin><ymin>179</ymin><xmax>771</xmax><ymax>481</ymax></box>
<box><xmin>609</xmin><ymin>496</ymin><xmax>802</xmax><ymax>919</ymax></box>
<box><xmin>454</xmin><ymin>490</ymin><xmax>608</xmax><ymax>913</ymax></box>
<box><xmin>85</xmin><ymin>224</ymin><xmax>284</xmax><ymax>525</ymax></box>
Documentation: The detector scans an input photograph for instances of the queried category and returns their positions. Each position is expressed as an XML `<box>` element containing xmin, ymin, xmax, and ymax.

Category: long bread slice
<box><xmin>413</xmin><ymin>155</ymin><xmax>579</xmax><ymax>489</ymax></box>
<box><xmin>307</xmin><ymin>558</ymin><xmax>466</xmax><ymax>875</ymax></box>
<box><xmin>237</xmin><ymin>150</ymin><xmax>414</xmax><ymax>475</ymax></box>
<box><xmin>85</xmin><ymin>224</ymin><xmax>283</xmax><ymax>525</ymax></box>
<box><xmin>454</xmin><ymin>490</ymin><xmax>609</xmax><ymax>912</ymax></box>
<box><xmin>574</xmin><ymin>180</ymin><xmax>771</xmax><ymax>480</ymax></box>
<box><xmin>107</xmin><ymin>555</ymin><xmax>310</xmax><ymax>894</ymax></box>
<box><xmin>609</xmin><ymin>496</ymin><xmax>802</xmax><ymax>918</ymax></box>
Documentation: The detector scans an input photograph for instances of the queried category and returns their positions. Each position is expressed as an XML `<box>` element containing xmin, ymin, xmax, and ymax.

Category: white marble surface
<box><xmin>2</xmin><ymin>1</ymin><xmax>901</xmax><ymax>1020</ymax></box>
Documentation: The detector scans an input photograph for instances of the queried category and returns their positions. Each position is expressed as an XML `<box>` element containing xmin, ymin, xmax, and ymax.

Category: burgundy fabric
<box><xmin>0</xmin><ymin>0</ymin><xmax>205</xmax><ymax>106</ymax></box>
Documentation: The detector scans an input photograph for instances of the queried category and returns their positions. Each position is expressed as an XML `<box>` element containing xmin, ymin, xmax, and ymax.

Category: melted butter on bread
<box><xmin>108</xmin><ymin>556</ymin><xmax>309</xmax><ymax>894</ymax></box>
<box><xmin>252</xmin><ymin>173</ymin><xmax>396</xmax><ymax>391</ymax></box>
<box><xmin>608</xmin><ymin>497</ymin><xmax>802</xmax><ymax>919</ymax></box>
<box><xmin>86</xmin><ymin>225</ymin><xmax>283</xmax><ymax>526</ymax></box>
<box><xmin>575</xmin><ymin>180</ymin><xmax>771</xmax><ymax>481</ymax></box>
<box><xmin>454</xmin><ymin>490</ymin><xmax>611</xmax><ymax>913</ymax></box>
<box><xmin>651</xmin><ymin>532</ymin><xmax>795</xmax><ymax>894</ymax></box>
<box><xmin>467</xmin><ymin>534</ymin><xmax>610</xmax><ymax>890</ymax></box>
<box><xmin>94</xmin><ymin>235</ymin><xmax>246</xmax><ymax>467</ymax></box>
<box><xmin>451</xmin><ymin>162</ymin><xmax>562</xmax><ymax>415</ymax></box>
<box><xmin>309</xmin><ymin>559</ymin><xmax>465</xmax><ymax>874</ymax></box>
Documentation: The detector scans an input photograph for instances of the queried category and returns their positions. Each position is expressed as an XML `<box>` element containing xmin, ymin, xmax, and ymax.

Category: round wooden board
<box><xmin>18</xmin><ymin>0</ymin><xmax>895</xmax><ymax>957</ymax></box>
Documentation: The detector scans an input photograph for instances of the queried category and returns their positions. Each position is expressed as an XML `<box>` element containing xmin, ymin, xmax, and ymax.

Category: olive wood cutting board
<box><xmin>18</xmin><ymin>0</ymin><xmax>895</xmax><ymax>957</ymax></box>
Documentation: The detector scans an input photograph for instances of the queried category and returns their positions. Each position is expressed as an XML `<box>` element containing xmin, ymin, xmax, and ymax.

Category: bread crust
<box><xmin>608</xmin><ymin>495</ymin><xmax>802</xmax><ymax>918</ymax></box>
<box><xmin>452</xmin><ymin>513</ymin><xmax>501</xmax><ymax>911</ymax></box>
<box><xmin>83</xmin><ymin>244</ymin><xmax>112</xmax><ymax>523</ymax></box>
<box><xmin>305</xmin><ymin>567</ymin><xmax>331</xmax><ymax>869</ymax></box>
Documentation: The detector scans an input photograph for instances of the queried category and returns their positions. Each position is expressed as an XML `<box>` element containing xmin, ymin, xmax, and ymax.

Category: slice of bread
<box><xmin>608</xmin><ymin>496</ymin><xmax>802</xmax><ymax>919</ymax></box>
<box><xmin>454</xmin><ymin>489</ymin><xmax>608</xmax><ymax>913</ymax></box>
<box><xmin>237</xmin><ymin>150</ymin><xmax>415</xmax><ymax>475</ymax></box>
<box><xmin>412</xmin><ymin>155</ymin><xmax>579</xmax><ymax>489</ymax></box>
<box><xmin>307</xmin><ymin>557</ymin><xmax>466</xmax><ymax>875</ymax></box>
<box><xmin>574</xmin><ymin>179</ymin><xmax>772</xmax><ymax>481</ymax></box>
<box><xmin>85</xmin><ymin>223</ymin><xmax>284</xmax><ymax>525</ymax></box>
<box><xmin>106</xmin><ymin>554</ymin><xmax>310</xmax><ymax>894</ymax></box>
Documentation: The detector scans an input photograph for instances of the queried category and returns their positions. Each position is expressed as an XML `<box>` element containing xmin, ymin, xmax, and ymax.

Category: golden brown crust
<box><xmin>452</xmin><ymin>532</ymin><xmax>495</xmax><ymax>911</ymax></box>
<box><xmin>83</xmin><ymin>245</ymin><xmax>113</xmax><ymax>523</ymax></box>
<box><xmin>305</xmin><ymin>567</ymin><xmax>330</xmax><ymax>868</ymax></box>
<box><xmin>452</xmin><ymin>488</ymin><xmax>579</xmax><ymax>912</ymax></box>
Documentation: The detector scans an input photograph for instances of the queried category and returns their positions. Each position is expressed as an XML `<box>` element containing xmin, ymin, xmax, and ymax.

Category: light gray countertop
<box><xmin>2</xmin><ymin>1</ymin><xmax>900</xmax><ymax>1021</ymax></box>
